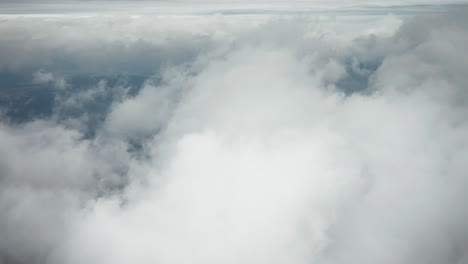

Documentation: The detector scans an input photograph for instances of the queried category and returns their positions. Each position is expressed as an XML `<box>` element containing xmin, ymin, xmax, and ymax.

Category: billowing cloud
<box><xmin>1</xmin><ymin>5</ymin><xmax>468</xmax><ymax>264</ymax></box>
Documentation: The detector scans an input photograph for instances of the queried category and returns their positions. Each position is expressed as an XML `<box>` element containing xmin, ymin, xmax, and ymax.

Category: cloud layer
<box><xmin>1</xmin><ymin>7</ymin><xmax>468</xmax><ymax>264</ymax></box>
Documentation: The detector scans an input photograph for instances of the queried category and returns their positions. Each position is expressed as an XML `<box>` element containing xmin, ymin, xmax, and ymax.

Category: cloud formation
<box><xmin>1</xmin><ymin>6</ymin><xmax>468</xmax><ymax>264</ymax></box>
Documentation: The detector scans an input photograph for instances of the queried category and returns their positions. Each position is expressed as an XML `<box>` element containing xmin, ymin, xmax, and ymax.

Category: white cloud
<box><xmin>1</xmin><ymin>8</ymin><xmax>468</xmax><ymax>264</ymax></box>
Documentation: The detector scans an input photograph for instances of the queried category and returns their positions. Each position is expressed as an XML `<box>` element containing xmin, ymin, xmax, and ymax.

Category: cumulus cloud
<box><xmin>1</xmin><ymin>6</ymin><xmax>468</xmax><ymax>264</ymax></box>
<box><xmin>0</xmin><ymin>121</ymin><xmax>130</xmax><ymax>264</ymax></box>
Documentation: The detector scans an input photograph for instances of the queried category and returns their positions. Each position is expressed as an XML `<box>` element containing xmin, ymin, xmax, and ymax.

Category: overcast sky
<box><xmin>1</xmin><ymin>0</ymin><xmax>467</xmax><ymax>16</ymax></box>
<box><xmin>2</xmin><ymin>0</ymin><xmax>468</xmax><ymax>6</ymax></box>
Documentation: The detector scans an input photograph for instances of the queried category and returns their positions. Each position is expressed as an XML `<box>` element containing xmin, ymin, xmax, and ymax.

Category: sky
<box><xmin>1</xmin><ymin>1</ymin><xmax>468</xmax><ymax>264</ymax></box>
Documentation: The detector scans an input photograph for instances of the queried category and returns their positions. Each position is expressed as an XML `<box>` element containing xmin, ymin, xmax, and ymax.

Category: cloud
<box><xmin>104</xmin><ymin>79</ymin><xmax>180</xmax><ymax>141</ymax></box>
<box><xmin>1</xmin><ymin>7</ymin><xmax>468</xmax><ymax>264</ymax></box>
<box><xmin>0</xmin><ymin>120</ymin><xmax>131</xmax><ymax>264</ymax></box>
<box><xmin>33</xmin><ymin>70</ymin><xmax>67</xmax><ymax>89</ymax></box>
